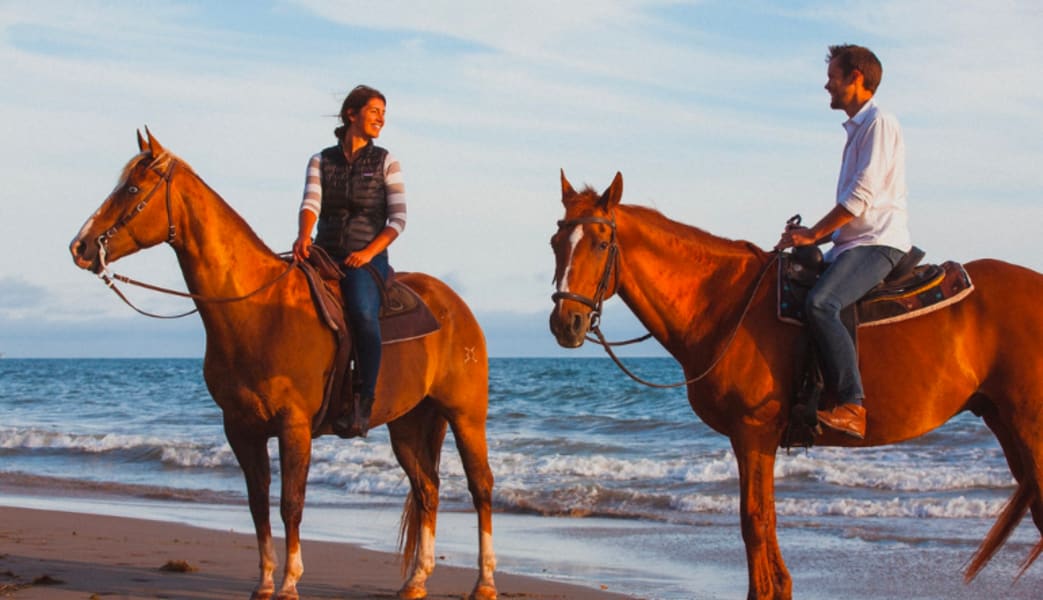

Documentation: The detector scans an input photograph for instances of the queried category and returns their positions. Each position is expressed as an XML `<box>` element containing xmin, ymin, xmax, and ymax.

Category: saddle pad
<box><xmin>379</xmin><ymin>277</ymin><xmax>441</xmax><ymax>344</ymax></box>
<box><xmin>778</xmin><ymin>258</ymin><xmax>974</xmax><ymax>328</ymax></box>
<box><xmin>288</xmin><ymin>252</ymin><xmax>440</xmax><ymax>344</ymax></box>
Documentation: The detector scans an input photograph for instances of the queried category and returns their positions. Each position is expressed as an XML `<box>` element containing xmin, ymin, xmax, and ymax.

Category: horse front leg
<box><xmin>388</xmin><ymin>402</ymin><xmax>446</xmax><ymax>600</ymax></box>
<box><xmin>276</xmin><ymin>421</ymin><xmax>313</xmax><ymax>600</ymax></box>
<box><xmin>225</xmin><ymin>424</ymin><xmax>277</xmax><ymax>600</ymax></box>
<box><xmin>731</xmin><ymin>429</ymin><xmax>792</xmax><ymax>600</ymax></box>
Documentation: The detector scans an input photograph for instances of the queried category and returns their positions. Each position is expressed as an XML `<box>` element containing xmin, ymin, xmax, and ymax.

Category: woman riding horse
<box><xmin>292</xmin><ymin>84</ymin><xmax>407</xmax><ymax>438</ymax></box>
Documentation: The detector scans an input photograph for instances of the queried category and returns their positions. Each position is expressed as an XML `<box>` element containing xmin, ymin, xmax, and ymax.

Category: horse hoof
<box><xmin>469</xmin><ymin>583</ymin><xmax>498</xmax><ymax>600</ymax></box>
<box><xmin>251</xmin><ymin>588</ymin><xmax>274</xmax><ymax>600</ymax></box>
<box><xmin>397</xmin><ymin>583</ymin><xmax>427</xmax><ymax>599</ymax></box>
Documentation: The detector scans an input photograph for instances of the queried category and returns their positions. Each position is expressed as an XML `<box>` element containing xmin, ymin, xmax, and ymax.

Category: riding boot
<box><xmin>350</xmin><ymin>393</ymin><xmax>375</xmax><ymax>438</ymax></box>
<box><xmin>332</xmin><ymin>393</ymin><xmax>374</xmax><ymax>438</ymax></box>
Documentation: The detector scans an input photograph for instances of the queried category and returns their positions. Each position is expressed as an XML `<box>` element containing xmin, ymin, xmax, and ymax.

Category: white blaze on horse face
<box><xmin>557</xmin><ymin>225</ymin><xmax>584</xmax><ymax>294</ymax></box>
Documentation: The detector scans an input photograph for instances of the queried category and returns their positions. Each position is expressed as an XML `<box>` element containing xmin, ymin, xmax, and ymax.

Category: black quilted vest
<box><xmin>314</xmin><ymin>142</ymin><xmax>389</xmax><ymax>257</ymax></box>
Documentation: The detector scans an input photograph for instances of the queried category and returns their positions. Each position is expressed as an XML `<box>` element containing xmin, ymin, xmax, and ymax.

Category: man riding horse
<box><xmin>775</xmin><ymin>44</ymin><xmax>912</xmax><ymax>440</ymax></box>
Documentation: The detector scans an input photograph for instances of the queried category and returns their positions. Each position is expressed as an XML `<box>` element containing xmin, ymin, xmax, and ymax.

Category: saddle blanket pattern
<box><xmin>778</xmin><ymin>258</ymin><xmax>975</xmax><ymax>328</ymax></box>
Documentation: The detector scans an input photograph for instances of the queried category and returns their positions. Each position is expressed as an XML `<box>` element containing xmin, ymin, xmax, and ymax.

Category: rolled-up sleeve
<box><xmin>384</xmin><ymin>153</ymin><xmax>407</xmax><ymax>234</ymax></box>
<box><xmin>299</xmin><ymin>153</ymin><xmax>323</xmax><ymax>216</ymax></box>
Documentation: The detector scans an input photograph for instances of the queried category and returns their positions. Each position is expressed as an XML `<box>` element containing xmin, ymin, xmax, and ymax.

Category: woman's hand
<box><xmin>292</xmin><ymin>236</ymin><xmax>312</xmax><ymax>262</ymax></box>
<box><xmin>343</xmin><ymin>247</ymin><xmax>375</xmax><ymax>268</ymax></box>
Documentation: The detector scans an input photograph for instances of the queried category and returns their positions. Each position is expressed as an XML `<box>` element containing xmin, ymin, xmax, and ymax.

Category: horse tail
<box><xmin>1016</xmin><ymin>540</ymin><xmax>1043</xmax><ymax>582</ymax></box>
<box><xmin>965</xmin><ymin>481</ymin><xmax>1033</xmax><ymax>582</ymax></box>
<box><xmin>397</xmin><ymin>487</ymin><xmax>423</xmax><ymax>577</ymax></box>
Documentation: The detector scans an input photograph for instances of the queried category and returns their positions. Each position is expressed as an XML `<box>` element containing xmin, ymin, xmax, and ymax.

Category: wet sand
<box><xmin>0</xmin><ymin>505</ymin><xmax>635</xmax><ymax>599</ymax></box>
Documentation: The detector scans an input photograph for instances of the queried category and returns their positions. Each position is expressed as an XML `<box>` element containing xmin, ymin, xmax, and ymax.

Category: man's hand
<box><xmin>775</xmin><ymin>226</ymin><xmax>818</xmax><ymax>250</ymax></box>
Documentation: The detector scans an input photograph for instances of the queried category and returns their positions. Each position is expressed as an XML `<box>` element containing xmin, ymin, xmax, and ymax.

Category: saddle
<box><xmin>777</xmin><ymin>245</ymin><xmax>975</xmax><ymax>448</ymax></box>
<box><xmin>294</xmin><ymin>246</ymin><xmax>441</xmax><ymax>438</ymax></box>
<box><xmin>778</xmin><ymin>246</ymin><xmax>974</xmax><ymax>328</ymax></box>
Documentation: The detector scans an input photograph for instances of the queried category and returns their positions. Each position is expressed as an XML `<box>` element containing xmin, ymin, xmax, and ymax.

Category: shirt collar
<box><xmin>843</xmin><ymin>98</ymin><xmax>877</xmax><ymax>132</ymax></box>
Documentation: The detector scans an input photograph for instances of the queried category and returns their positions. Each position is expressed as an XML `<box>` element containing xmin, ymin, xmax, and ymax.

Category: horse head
<box><xmin>549</xmin><ymin>170</ymin><xmax>623</xmax><ymax>348</ymax></box>
<box><xmin>70</xmin><ymin>129</ymin><xmax>182</xmax><ymax>273</ymax></box>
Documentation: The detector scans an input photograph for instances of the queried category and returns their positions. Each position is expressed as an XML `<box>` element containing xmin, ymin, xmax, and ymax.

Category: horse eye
<box><xmin>127</xmin><ymin>185</ymin><xmax>140</xmax><ymax>194</ymax></box>
<box><xmin>599</xmin><ymin>241</ymin><xmax>610</xmax><ymax>250</ymax></box>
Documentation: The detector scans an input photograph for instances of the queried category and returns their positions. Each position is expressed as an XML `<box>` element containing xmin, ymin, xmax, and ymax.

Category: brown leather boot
<box><xmin>816</xmin><ymin>403</ymin><xmax>866</xmax><ymax>439</ymax></box>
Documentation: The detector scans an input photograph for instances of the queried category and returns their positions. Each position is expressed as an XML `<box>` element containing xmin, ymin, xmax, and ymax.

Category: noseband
<box><xmin>96</xmin><ymin>159</ymin><xmax>179</xmax><ymax>270</ymax></box>
<box><xmin>551</xmin><ymin>215</ymin><xmax>618</xmax><ymax>325</ymax></box>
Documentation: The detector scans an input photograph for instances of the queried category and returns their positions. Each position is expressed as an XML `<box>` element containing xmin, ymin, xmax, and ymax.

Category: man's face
<box><xmin>825</xmin><ymin>58</ymin><xmax>859</xmax><ymax>113</ymax></box>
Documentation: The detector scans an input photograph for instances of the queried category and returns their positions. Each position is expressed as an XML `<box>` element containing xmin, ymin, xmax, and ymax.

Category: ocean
<box><xmin>0</xmin><ymin>357</ymin><xmax>1040</xmax><ymax>599</ymax></box>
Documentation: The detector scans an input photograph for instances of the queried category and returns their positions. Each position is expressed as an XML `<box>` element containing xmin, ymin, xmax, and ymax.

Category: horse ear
<box><xmin>137</xmin><ymin>129</ymin><xmax>148</xmax><ymax>153</ymax></box>
<box><xmin>600</xmin><ymin>171</ymin><xmax>623</xmax><ymax>209</ymax></box>
<box><xmin>560</xmin><ymin>169</ymin><xmax>576</xmax><ymax>201</ymax></box>
<box><xmin>145</xmin><ymin>127</ymin><xmax>166</xmax><ymax>157</ymax></box>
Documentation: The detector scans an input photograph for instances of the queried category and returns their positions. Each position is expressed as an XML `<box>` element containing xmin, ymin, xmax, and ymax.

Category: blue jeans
<box><xmin>339</xmin><ymin>252</ymin><xmax>388</xmax><ymax>399</ymax></box>
<box><xmin>805</xmin><ymin>245</ymin><xmax>906</xmax><ymax>406</ymax></box>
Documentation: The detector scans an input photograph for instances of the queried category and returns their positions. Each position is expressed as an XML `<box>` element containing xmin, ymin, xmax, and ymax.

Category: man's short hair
<box><xmin>828</xmin><ymin>45</ymin><xmax>883</xmax><ymax>93</ymax></box>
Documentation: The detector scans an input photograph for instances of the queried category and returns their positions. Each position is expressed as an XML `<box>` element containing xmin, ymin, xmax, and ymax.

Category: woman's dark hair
<box><xmin>334</xmin><ymin>85</ymin><xmax>387</xmax><ymax>140</ymax></box>
<box><xmin>827</xmin><ymin>45</ymin><xmax>883</xmax><ymax>93</ymax></box>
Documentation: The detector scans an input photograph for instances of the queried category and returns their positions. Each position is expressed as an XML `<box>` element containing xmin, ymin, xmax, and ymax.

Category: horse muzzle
<box><xmin>549</xmin><ymin>304</ymin><xmax>591</xmax><ymax>348</ymax></box>
<box><xmin>69</xmin><ymin>236</ymin><xmax>102</xmax><ymax>273</ymax></box>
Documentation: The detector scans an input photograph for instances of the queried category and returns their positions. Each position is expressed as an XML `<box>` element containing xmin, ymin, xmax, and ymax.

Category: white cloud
<box><xmin>1</xmin><ymin>1</ymin><xmax>1041</xmax><ymax>356</ymax></box>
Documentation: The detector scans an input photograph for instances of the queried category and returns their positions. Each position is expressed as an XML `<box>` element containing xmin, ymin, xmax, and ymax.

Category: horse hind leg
<box><xmin>448</xmin><ymin>405</ymin><xmax>497</xmax><ymax>600</ymax></box>
<box><xmin>388</xmin><ymin>398</ymin><xmax>447</xmax><ymax>600</ymax></box>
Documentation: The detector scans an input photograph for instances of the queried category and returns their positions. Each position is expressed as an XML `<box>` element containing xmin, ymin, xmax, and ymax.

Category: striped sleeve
<box><xmin>299</xmin><ymin>153</ymin><xmax>323</xmax><ymax>216</ymax></box>
<box><xmin>384</xmin><ymin>152</ymin><xmax>407</xmax><ymax>234</ymax></box>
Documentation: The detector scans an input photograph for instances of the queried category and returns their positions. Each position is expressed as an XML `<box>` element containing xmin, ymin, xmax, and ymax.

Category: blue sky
<box><xmin>1</xmin><ymin>1</ymin><xmax>1041</xmax><ymax>358</ymax></box>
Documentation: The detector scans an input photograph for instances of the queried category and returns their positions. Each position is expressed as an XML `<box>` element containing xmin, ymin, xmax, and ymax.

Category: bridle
<box><xmin>551</xmin><ymin>212</ymin><xmax>779</xmax><ymax>389</ymax></box>
<box><xmin>92</xmin><ymin>156</ymin><xmax>295</xmax><ymax>319</ymax></box>
<box><xmin>96</xmin><ymin>159</ymin><xmax>179</xmax><ymax>269</ymax></box>
<box><xmin>551</xmin><ymin>215</ymin><xmax>620</xmax><ymax>328</ymax></box>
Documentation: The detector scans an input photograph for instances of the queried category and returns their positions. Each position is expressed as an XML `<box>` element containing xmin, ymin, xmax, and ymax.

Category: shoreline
<box><xmin>0</xmin><ymin>502</ymin><xmax>637</xmax><ymax>599</ymax></box>
<box><xmin>2</xmin><ymin>480</ymin><xmax>1042</xmax><ymax>600</ymax></box>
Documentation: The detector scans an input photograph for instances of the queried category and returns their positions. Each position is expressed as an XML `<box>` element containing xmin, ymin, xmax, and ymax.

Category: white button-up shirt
<box><xmin>828</xmin><ymin>99</ymin><xmax>912</xmax><ymax>260</ymax></box>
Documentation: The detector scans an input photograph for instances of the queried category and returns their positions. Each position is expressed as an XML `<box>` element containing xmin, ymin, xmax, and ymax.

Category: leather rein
<box><xmin>94</xmin><ymin>158</ymin><xmax>295</xmax><ymax>319</ymax></box>
<box><xmin>552</xmin><ymin>214</ymin><xmax>779</xmax><ymax>389</ymax></box>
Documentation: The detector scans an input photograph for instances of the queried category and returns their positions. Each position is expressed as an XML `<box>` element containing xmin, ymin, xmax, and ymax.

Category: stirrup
<box><xmin>332</xmin><ymin>394</ymin><xmax>372</xmax><ymax>438</ymax></box>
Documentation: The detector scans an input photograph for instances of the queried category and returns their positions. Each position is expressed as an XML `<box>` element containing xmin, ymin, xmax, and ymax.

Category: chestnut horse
<box><xmin>549</xmin><ymin>171</ymin><xmax>1043</xmax><ymax>600</ymax></box>
<box><xmin>69</xmin><ymin>131</ymin><xmax>497</xmax><ymax>600</ymax></box>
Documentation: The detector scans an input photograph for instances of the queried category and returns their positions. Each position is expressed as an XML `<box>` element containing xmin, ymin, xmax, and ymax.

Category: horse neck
<box><xmin>168</xmin><ymin>169</ymin><xmax>284</xmax><ymax>298</ymax></box>
<box><xmin>613</xmin><ymin>206</ymin><xmax>767</xmax><ymax>355</ymax></box>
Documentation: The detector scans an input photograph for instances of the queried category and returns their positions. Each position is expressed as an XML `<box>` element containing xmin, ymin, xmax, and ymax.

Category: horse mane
<box><xmin>120</xmin><ymin>149</ymin><xmax>189</xmax><ymax>184</ymax></box>
<box><xmin>567</xmin><ymin>184</ymin><xmax>766</xmax><ymax>260</ymax></box>
<box><xmin>120</xmin><ymin>150</ymin><xmax>276</xmax><ymax>257</ymax></box>
<box><xmin>619</xmin><ymin>202</ymin><xmax>768</xmax><ymax>261</ymax></box>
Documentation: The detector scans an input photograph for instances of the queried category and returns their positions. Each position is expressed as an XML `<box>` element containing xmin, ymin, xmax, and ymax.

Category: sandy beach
<box><xmin>0</xmin><ymin>505</ymin><xmax>635</xmax><ymax>599</ymax></box>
